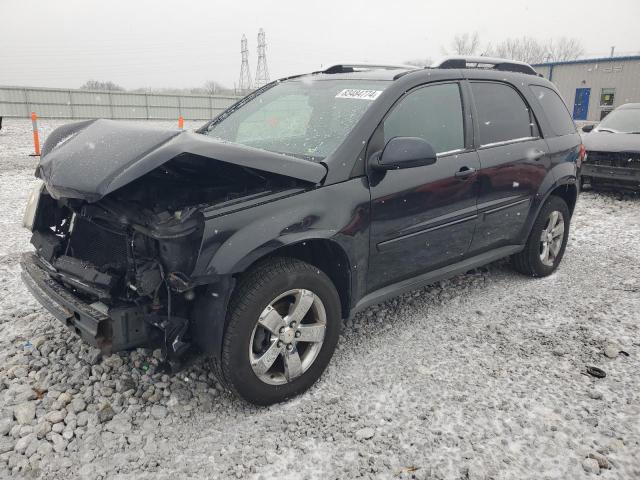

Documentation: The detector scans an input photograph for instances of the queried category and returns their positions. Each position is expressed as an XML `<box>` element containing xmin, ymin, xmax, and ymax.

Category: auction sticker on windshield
<box><xmin>335</xmin><ymin>89</ymin><xmax>382</xmax><ymax>100</ymax></box>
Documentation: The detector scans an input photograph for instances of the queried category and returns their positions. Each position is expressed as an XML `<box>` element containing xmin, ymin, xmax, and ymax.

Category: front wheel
<box><xmin>219</xmin><ymin>258</ymin><xmax>341</xmax><ymax>405</ymax></box>
<box><xmin>512</xmin><ymin>195</ymin><xmax>571</xmax><ymax>277</ymax></box>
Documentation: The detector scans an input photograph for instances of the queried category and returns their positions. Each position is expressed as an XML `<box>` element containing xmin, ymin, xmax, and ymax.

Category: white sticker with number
<box><xmin>335</xmin><ymin>89</ymin><xmax>382</xmax><ymax>100</ymax></box>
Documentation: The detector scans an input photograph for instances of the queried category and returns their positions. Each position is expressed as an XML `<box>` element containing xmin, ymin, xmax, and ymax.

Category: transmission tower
<box><xmin>238</xmin><ymin>34</ymin><xmax>252</xmax><ymax>92</ymax></box>
<box><xmin>254</xmin><ymin>28</ymin><xmax>270</xmax><ymax>88</ymax></box>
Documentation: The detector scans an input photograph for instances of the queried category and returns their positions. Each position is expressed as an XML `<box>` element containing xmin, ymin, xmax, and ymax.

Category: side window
<box><xmin>530</xmin><ymin>85</ymin><xmax>576</xmax><ymax>136</ymax></box>
<box><xmin>383</xmin><ymin>83</ymin><xmax>464</xmax><ymax>154</ymax></box>
<box><xmin>471</xmin><ymin>82</ymin><xmax>535</xmax><ymax>146</ymax></box>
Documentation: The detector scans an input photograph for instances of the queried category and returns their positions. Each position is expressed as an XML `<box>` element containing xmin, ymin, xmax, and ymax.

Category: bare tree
<box><xmin>487</xmin><ymin>36</ymin><xmax>585</xmax><ymax>63</ymax></box>
<box><xmin>130</xmin><ymin>87</ymin><xmax>154</xmax><ymax>93</ymax></box>
<box><xmin>80</xmin><ymin>80</ymin><xmax>125</xmax><ymax>91</ymax></box>
<box><xmin>203</xmin><ymin>80</ymin><xmax>227</xmax><ymax>95</ymax></box>
<box><xmin>403</xmin><ymin>58</ymin><xmax>432</xmax><ymax>67</ymax></box>
<box><xmin>546</xmin><ymin>37</ymin><xmax>585</xmax><ymax>62</ymax></box>
<box><xmin>490</xmin><ymin>37</ymin><xmax>548</xmax><ymax>63</ymax></box>
<box><xmin>450</xmin><ymin>32</ymin><xmax>480</xmax><ymax>55</ymax></box>
<box><xmin>129</xmin><ymin>82</ymin><xmax>234</xmax><ymax>96</ymax></box>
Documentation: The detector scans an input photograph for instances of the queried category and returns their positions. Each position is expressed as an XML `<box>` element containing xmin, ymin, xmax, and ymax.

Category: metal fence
<box><xmin>0</xmin><ymin>86</ymin><xmax>241</xmax><ymax>121</ymax></box>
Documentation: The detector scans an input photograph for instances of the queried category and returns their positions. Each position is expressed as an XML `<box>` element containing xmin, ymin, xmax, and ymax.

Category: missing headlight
<box><xmin>23</xmin><ymin>180</ymin><xmax>45</xmax><ymax>231</ymax></box>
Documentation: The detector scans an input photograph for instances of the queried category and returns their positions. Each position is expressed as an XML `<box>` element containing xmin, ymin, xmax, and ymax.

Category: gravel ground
<box><xmin>0</xmin><ymin>118</ymin><xmax>639</xmax><ymax>479</ymax></box>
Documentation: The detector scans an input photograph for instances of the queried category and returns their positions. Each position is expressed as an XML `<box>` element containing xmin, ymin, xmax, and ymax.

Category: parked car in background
<box><xmin>581</xmin><ymin>103</ymin><xmax>640</xmax><ymax>191</ymax></box>
<box><xmin>21</xmin><ymin>57</ymin><xmax>582</xmax><ymax>405</ymax></box>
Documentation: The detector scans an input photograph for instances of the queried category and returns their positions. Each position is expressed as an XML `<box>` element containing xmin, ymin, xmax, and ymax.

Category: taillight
<box><xmin>578</xmin><ymin>144</ymin><xmax>586</xmax><ymax>166</ymax></box>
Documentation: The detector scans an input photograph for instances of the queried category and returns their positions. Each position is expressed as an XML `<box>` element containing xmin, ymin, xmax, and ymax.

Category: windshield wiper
<box><xmin>596</xmin><ymin>128</ymin><xmax>616</xmax><ymax>133</ymax></box>
<box><xmin>271</xmin><ymin>150</ymin><xmax>323</xmax><ymax>161</ymax></box>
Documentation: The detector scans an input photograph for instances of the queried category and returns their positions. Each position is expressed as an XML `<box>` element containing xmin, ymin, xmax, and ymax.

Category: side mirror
<box><xmin>372</xmin><ymin>137</ymin><xmax>438</xmax><ymax>171</ymax></box>
<box><xmin>581</xmin><ymin>124</ymin><xmax>595</xmax><ymax>133</ymax></box>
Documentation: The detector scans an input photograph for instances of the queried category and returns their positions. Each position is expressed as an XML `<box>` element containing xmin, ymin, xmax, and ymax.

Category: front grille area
<box><xmin>587</xmin><ymin>151</ymin><xmax>640</xmax><ymax>169</ymax></box>
<box><xmin>69</xmin><ymin>217</ymin><xmax>129</xmax><ymax>269</ymax></box>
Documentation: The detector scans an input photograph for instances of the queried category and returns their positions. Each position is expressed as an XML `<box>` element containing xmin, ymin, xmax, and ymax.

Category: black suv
<box><xmin>21</xmin><ymin>57</ymin><xmax>582</xmax><ymax>405</ymax></box>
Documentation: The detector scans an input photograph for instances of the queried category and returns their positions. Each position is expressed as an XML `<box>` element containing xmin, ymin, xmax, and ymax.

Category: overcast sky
<box><xmin>1</xmin><ymin>0</ymin><xmax>639</xmax><ymax>90</ymax></box>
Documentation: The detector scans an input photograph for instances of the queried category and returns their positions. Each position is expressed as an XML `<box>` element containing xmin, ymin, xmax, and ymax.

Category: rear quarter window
<box><xmin>530</xmin><ymin>85</ymin><xmax>576</xmax><ymax>136</ymax></box>
<box><xmin>471</xmin><ymin>82</ymin><xmax>535</xmax><ymax>146</ymax></box>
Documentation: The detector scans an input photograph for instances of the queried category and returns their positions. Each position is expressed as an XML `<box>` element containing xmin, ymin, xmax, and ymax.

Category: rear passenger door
<box><xmin>467</xmin><ymin>81</ymin><xmax>549</xmax><ymax>254</ymax></box>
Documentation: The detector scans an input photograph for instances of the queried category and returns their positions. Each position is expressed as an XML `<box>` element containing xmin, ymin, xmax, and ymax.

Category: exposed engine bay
<box><xmin>28</xmin><ymin>153</ymin><xmax>308</xmax><ymax>363</ymax></box>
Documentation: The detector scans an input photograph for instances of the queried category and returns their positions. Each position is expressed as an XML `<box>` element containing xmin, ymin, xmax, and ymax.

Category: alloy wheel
<box><xmin>249</xmin><ymin>289</ymin><xmax>327</xmax><ymax>385</ymax></box>
<box><xmin>539</xmin><ymin>210</ymin><xmax>565</xmax><ymax>267</ymax></box>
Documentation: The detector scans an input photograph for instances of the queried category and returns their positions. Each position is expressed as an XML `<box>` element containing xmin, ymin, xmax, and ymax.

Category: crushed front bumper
<box><xmin>582</xmin><ymin>164</ymin><xmax>640</xmax><ymax>189</ymax></box>
<box><xmin>20</xmin><ymin>252</ymin><xmax>152</xmax><ymax>353</ymax></box>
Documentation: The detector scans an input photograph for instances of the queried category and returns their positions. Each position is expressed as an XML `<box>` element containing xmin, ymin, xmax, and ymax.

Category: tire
<box><xmin>512</xmin><ymin>195</ymin><xmax>571</xmax><ymax>277</ymax></box>
<box><xmin>219</xmin><ymin>257</ymin><xmax>341</xmax><ymax>405</ymax></box>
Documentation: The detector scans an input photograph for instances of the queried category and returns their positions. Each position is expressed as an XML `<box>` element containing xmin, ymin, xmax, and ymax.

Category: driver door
<box><xmin>367</xmin><ymin>82</ymin><xmax>480</xmax><ymax>292</ymax></box>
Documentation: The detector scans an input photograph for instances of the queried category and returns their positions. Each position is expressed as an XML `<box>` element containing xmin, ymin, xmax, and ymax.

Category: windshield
<box><xmin>204</xmin><ymin>79</ymin><xmax>390</xmax><ymax>160</ymax></box>
<box><xmin>595</xmin><ymin>108</ymin><xmax>640</xmax><ymax>133</ymax></box>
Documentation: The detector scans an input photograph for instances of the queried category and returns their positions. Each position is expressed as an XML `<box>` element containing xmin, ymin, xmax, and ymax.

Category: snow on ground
<box><xmin>0</xmin><ymin>118</ymin><xmax>639</xmax><ymax>479</ymax></box>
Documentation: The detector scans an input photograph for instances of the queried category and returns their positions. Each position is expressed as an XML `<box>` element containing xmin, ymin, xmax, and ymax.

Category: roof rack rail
<box><xmin>432</xmin><ymin>56</ymin><xmax>540</xmax><ymax>76</ymax></box>
<box><xmin>321</xmin><ymin>63</ymin><xmax>417</xmax><ymax>74</ymax></box>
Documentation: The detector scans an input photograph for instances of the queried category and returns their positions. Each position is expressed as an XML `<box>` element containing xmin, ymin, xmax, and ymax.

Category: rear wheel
<box><xmin>512</xmin><ymin>195</ymin><xmax>570</xmax><ymax>277</ymax></box>
<box><xmin>219</xmin><ymin>257</ymin><xmax>341</xmax><ymax>405</ymax></box>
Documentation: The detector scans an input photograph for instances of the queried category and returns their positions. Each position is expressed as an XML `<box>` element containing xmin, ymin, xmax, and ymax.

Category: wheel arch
<box><xmin>549</xmin><ymin>182</ymin><xmax>578</xmax><ymax>216</ymax></box>
<box><xmin>191</xmin><ymin>237</ymin><xmax>353</xmax><ymax>360</ymax></box>
<box><xmin>519</xmin><ymin>177</ymin><xmax>578</xmax><ymax>245</ymax></box>
<box><xmin>236</xmin><ymin>238</ymin><xmax>352</xmax><ymax>320</ymax></box>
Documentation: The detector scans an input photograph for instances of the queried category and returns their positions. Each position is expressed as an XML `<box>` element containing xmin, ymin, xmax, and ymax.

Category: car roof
<box><xmin>289</xmin><ymin>67</ymin><xmax>542</xmax><ymax>83</ymax></box>
<box><xmin>286</xmin><ymin>57</ymin><xmax>543</xmax><ymax>83</ymax></box>
<box><xmin>287</xmin><ymin>62</ymin><xmax>545</xmax><ymax>84</ymax></box>
<box><xmin>294</xmin><ymin>69</ymin><xmax>412</xmax><ymax>81</ymax></box>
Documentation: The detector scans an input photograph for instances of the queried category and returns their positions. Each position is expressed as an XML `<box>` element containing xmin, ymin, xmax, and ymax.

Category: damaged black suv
<box><xmin>22</xmin><ymin>57</ymin><xmax>582</xmax><ymax>405</ymax></box>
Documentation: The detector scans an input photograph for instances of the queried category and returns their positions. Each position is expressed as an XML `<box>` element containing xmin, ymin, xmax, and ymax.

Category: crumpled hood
<box><xmin>37</xmin><ymin>119</ymin><xmax>327</xmax><ymax>202</ymax></box>
<box><xmin>583</xmin><ymin>131</ymin><xmax>640</xmax><ymax>153</ymax></box>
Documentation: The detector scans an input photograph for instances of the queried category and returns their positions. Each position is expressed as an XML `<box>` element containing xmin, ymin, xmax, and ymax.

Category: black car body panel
<box><xmin>37</xmin><ymin>119</ymin><xmax>327</xmax><ymax>202</ymax></box>
<box><xmin>21</xmin><ymin>64</ymin><xmax>580</xmax><ymax>363</ymax></box>
<box><xmin>194</xmin><ymin>178</ymin><xmax>371</xmax><ymax>279</ymax></box>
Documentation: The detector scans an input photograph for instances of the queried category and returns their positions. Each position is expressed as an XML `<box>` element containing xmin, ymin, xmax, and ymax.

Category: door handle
<box><xmin>455</xmin><ymin>166</ymin><xmax>477</xmax><ymax>179</ymax></box>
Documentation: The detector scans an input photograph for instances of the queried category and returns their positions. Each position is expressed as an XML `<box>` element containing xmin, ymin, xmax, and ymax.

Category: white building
<box><xmin>532</xmin><ymin>56</ymin><xmax>640</xmax><ymax>122</ymax></box>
